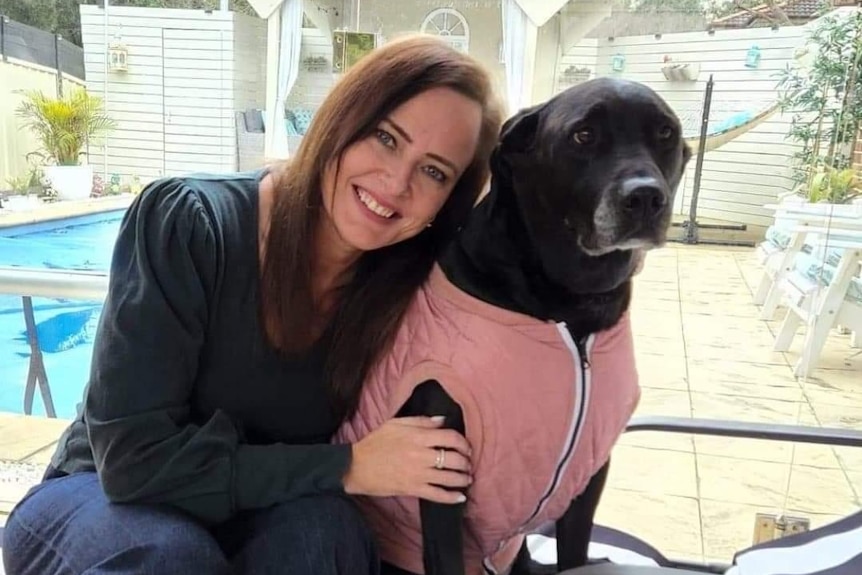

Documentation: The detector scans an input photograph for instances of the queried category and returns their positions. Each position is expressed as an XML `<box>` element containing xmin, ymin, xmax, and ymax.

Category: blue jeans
<box><xmin>2</xmin><ymin>472</ymin><xmax>380</xmax><ymax>575</ymax></box>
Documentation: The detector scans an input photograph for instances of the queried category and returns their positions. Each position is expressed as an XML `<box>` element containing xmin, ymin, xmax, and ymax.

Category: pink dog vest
<box><xmin>334</xmin><ymin>264</ymin><xmax>640</xmax><ymax>574</ymax></box>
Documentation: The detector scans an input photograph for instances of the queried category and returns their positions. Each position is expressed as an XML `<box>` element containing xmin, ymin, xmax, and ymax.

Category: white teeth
<box><xmin>356</xmin><ymin>187</ymin><xmax>395</xmax><ymax>218</ymax></box>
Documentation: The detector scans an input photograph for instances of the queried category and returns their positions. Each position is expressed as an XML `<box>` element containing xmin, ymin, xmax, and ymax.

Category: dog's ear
<box><xmin>490</xmin><ymin>103</ymin><xmax>545</xmax><ymax>176</ymax></box>
<box><xmin>498</xmin><ymin>103</ymin><xmax>545</xmax><ymax>155</ymax></box>
<box><xmin>681</xmin><ymin>140</ymin><xmax>693</xmax><ymax>168</ymax></box>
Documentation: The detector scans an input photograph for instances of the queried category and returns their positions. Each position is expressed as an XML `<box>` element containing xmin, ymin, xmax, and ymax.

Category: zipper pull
<box><xmin>575</xmin><ymin>336</ymin><xmax>591</xmax><ymax>369</ymax></box>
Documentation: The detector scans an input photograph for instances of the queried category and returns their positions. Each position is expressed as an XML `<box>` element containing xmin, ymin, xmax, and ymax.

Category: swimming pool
<box><xmin>0</xmin><ymin>211</ymin><xmax>125</xmax><ymax>418</ymax></box>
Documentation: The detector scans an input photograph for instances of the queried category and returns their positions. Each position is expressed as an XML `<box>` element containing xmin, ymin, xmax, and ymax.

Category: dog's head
<box><xmin>491</xmin><ymin>78</ymin><xmax>691</xmax><ymax>292</ymax></box>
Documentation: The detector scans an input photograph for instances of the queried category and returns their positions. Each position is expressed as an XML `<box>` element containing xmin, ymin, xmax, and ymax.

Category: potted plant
<box><xmin>560</xmin><ymin>65</ymin><xmax>592</xmax><ymax>86</ymax></box>
<box><xmin>661</xmin><ymin>56</ymin><xmax>701</xmax><ymax>82</ymax></box>
<box><xmin>2</xmin><ymin>175</ymin><xmax>41</xmax><ymax>211</ymax></box>
<box><xmin>797</xmin><ymin>163</ymin><xmax>861</xmax><ymax>203</ymax></box>
<box><xmin>15</xmin><ymin>88</ymin><xmax>116</xmax><ymax>201</ymax></box>
<box><xmin>776</xmin><ymin>9</ymin><xmax>862</xmax><ymax>216</ymax></box>
<box><xmin>302</xmin><ymin>55</ymin><xmax>330</xmax><ymax>72</ymax></box>
<box><xmin>0</xmin><ymin>152</ymin><xmax>48</xmax><ymax>210</ymax></box>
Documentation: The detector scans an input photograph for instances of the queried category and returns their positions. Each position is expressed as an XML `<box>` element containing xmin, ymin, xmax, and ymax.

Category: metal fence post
<box><xmin>21</xmin><ymin>296</ymin><xmax>57</xmax><ymax>418</ymax></box>
<box><xmin>1</xmin><ymin>15</ymin><xmax>7</xmax><ymax>62</ymax></box>
<box><xmin>55</xmin><ymin>33</ymin><xmax>63</xmax><ymax>97</ymax></box>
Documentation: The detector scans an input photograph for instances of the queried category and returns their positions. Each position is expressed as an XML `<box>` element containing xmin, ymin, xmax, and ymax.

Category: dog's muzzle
<box><xmin>619</xmin><ymin>176</ymin><xmax>668</xmax><ymax>221</ymax></box>
<box><xmin>586</xmin><ymin>175</ymin><xmax>672</xmax><ymax>254</ymax></box>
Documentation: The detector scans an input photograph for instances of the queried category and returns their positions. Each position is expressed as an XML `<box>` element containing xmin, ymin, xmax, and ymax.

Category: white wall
<box><xmin>80</xmin><ymin>5</ymin><xmax>265</xmax><ymax>184</ymax></box>
<box><xmin>1</xmin><ymin>60</ymin><xmax>85</xmax><ymax>186</ymax></box>
<box><xmin>556</xmin><ymin>25</ymin><xmax>809</xmax><ymax>228</ymax></box>
<box><xmin>554</xmin><ymin>37</ymin><xmax>599</xmax><ymax>92</ymax></box>
<box><xmin>233</xmin><ymin>13</ymin><xmax>268</xmax><ymax>112</ymax></box>
<box><xmin>286</xmin><ymin>27</ymin><xmax>337</xmax><ymax>111</ymax></box>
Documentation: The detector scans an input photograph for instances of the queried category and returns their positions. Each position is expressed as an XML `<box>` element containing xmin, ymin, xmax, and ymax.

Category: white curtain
<box><xmin>268</xmin><ymin>0</ymin><xmax>303</xmax><ymax>159</ymax></box>
<box><xmin>501</xmin><ymin>0</ymin><xmax>530</xmax><ymax>115</ymax></box>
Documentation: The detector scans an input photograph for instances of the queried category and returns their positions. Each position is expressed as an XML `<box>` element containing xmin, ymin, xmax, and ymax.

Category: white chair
<box><xmin>755</xmin><ymin>201</ymin><xmax>862</xmax><ymax>321</ymax></box>
<box><xmin>771</xmin><ymin>228</ymin><xmax>862</xmax><ymax>377</ymax></box>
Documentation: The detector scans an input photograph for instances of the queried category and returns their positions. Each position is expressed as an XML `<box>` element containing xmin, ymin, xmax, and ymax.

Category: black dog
<box><xmin>379</xmin><ymin>78</ymin><xmax>691</xmax><ymax>575</ymax></box>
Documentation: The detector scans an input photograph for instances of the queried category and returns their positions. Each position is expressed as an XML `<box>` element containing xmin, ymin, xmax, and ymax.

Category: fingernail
<box><xmin>431</xmin><ymin>415</ymin><xmax>446</xmax><ymax>423</ymax></box>
<box><xmin>456</xmin><ymin>494</ymin><xmax>467</xmax><ymax>503</ymax></box>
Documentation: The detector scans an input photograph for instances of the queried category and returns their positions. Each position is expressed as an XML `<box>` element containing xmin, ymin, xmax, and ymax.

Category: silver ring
<box><xmin>434</xmin><ymin>448</ymin><xmax>446</xmax><ymax>470</ymax></box>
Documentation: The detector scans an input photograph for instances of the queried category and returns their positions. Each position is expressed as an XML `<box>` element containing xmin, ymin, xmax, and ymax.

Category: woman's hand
<box><xmin>342</xmin><ymin>416</ymin><xmax>473</xmax><ymax>504</ymax></box>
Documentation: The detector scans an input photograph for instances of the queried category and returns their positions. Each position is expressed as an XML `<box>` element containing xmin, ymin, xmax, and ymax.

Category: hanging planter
<box><xmin>302</xmin><ymin>55</ymin><xmax>330</xmax><ymax>73</ymax></box>
<box><xmin>661</xmin><ymin>62</ymin><xmax>701</xmax><ymax>82</ymax></box>
<box><xmin>559</xmin><ymin>66</ymin><xmax>591</xmax><ymax>86</ymax></box>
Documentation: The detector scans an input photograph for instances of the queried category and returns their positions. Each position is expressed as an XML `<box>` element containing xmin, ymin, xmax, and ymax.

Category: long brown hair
<box><xmin>261</xmin><ymin>34</ymin><xmax>504</xmax><ymax>422</ymax></box>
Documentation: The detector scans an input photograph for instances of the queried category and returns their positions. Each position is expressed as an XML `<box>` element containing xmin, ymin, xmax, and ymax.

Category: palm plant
<box><xmin>15</xmin><ymin>88</ymin><xmax>116</xmax><ymax>166</ymax></box>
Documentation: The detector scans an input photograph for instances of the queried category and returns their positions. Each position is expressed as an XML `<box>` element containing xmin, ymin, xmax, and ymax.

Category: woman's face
<box><xmin>321</xmin><ymin>87</ymin><xmax>483</xmax><ymax>255</ymax></box>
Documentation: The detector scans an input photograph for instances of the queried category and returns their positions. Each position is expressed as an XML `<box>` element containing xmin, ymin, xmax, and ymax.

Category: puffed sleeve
<box><xmin>85</xmin><ymin>178</ymin><xmax>352</xmax><ymax>524</ymax></box>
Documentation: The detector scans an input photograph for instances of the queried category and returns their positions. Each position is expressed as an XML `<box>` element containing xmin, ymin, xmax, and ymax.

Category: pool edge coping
<box><xmin>0</xmin><ymin>196</ymin><xmax>135</xmax><ymax>231</ymax></box>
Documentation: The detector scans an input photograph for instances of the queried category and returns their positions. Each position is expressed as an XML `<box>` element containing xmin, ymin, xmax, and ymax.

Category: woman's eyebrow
<box><xmin>382</xmin><ymin>117</ymin><xmax>413</xmax><ymax>143</ymax></box>
<box><xmin>382</xmin><ymin>117</ymin><xmax>458</xmax><ymax>172</ymax></box>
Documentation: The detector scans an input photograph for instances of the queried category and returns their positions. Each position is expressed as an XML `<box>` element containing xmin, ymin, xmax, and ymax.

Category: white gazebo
<box><xmin>501</xmin><ymin>0</ymin><xmax>611</xmax><ymax>112</ymax></box>
<box><xmin>244</xmin><ymin>0</ymin><xmax>612</xmax><ymax>160</ymax></box>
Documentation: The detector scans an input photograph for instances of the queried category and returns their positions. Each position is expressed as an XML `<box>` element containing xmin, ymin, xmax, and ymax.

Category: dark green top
<box><xmin>49</xmin><ymin>169</ymin><xmax>352</xmax><ymax>525</ymax></box>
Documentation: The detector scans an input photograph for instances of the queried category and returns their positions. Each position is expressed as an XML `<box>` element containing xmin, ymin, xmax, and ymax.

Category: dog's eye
<box><xmin>657</xmin><ymin>125</ymin><xmax>675</xmax><ymax>140</ymax></box>
<box><xmin>573</xmin><ymin>128</ymin><xmax>595</xmax><ymax>146</ymax></box>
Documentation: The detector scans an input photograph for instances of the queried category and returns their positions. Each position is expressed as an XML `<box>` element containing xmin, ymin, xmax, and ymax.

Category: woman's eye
<box><xmin>424</xmin><ymin>166</ymin><xmax>447</xmax><ymax>183</ymax></box>
<box><xmin>376</xmin><ymin>129</ymin><xmax>396</xmax><ymax>148</ymax></box>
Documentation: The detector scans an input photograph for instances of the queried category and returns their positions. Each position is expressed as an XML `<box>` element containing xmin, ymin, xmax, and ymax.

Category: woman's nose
<box><xmin>382</xmin><ymin>161</ymin><xmax>413</xmax><ymax>197</ymax></box>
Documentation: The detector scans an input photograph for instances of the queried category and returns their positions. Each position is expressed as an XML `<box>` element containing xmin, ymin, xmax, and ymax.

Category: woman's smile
<box><xmin>353</xmin><ymin>185</ymin><xmax>399</xmax><ymax>220</ymax></box>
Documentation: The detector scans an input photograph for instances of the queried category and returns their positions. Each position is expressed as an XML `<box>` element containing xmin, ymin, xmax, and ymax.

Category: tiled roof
<box><xmin>710</xmin><ymin>0</ymin><xmax>857</xmax><ymax>29</ymax></box>
<box><xmin>586</xmin><ymin>12</ymin><xmax>709</xmax><ymax>37</ymax></box>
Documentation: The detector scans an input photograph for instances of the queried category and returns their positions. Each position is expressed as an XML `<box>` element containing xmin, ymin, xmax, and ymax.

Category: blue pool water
<box><xmin>0</xmin><ymin>211</ymin><xmax>125</xmax><ymax>418</ymax></box>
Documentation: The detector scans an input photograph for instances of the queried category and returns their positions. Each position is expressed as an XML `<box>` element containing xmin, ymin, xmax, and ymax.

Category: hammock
<box><xmin>677</xmin><ymin>100</ymin><xmax>782</xmax><ymax>155</ymax></box>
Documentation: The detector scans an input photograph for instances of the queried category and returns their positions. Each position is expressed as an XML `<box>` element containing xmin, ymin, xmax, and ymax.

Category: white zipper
<box><xmin>483</xmin><ymin>323</ymin><xmax>593</xmax><ymax>571</ymax></box>
<box><xmin>515</xmin><ymin>321</ymin><xmax>592</xmax><ymax>531</ymax></box>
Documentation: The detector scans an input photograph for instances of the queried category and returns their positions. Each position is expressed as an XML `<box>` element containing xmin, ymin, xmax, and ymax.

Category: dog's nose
<box><xmin>620</xmin><ymin>177</ymin><xmax>666</xmax><ymax>219</ymax></box>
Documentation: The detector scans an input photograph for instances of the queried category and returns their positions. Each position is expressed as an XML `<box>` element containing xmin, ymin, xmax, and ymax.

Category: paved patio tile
<box><xmin>845</xmin><ymin>471</ymin><xmax>862</xmax><ymax>502</ymax></box>
<box><xmin>799</xmin><ymin>368</ymin><xmax>862</xmax><ymax>395</ymax></box>
<box><xmin>684</xmin><ymin>341</ymin><xmax>792</xmax><ymax>366</ymax></box>
<box><xmin>633</xmin><ymin>352</ymin><xmax>689</xmax><ymax>391</ymax></box>
<box><xmin>689</xmin><ymin>392</ymin><xmax>810</xmax><ymax>424</ymax></box>
<box><xmin>595</xmin><ymin>488</ymin><xmax>703</xmax><ymax>563</ymax></box>
<box><xmin>685</xmin><ymin>358</ymin><xmax>803</xmax><ymax>402</ymax></box>
<box><xmin>607</xmin><ymin>445</ymin><xmax>699</xmax><ymax>498</ymax></box>
<box><xmin>835</xmin><ymin>446</ymin><xmax>862</xmax><ymax>473</ymax></box>
<box><xmin>699</xmin><ymin>499</ymin><xmax>848</xmax><ymax>563</ymax></box>
<box><xmin>697</xmin><ymin>455</ymin><xmax>792</xmax><ymax>509</ymax></box>
<box><xmin>784</xmin><ymin>464</ymin><xmax>860</xmax><ymax>515</ymax></box>
<box><xmin>0</xmin><ymin>413</ymin><xmax>69</xmax><ymax>462</ymax></box>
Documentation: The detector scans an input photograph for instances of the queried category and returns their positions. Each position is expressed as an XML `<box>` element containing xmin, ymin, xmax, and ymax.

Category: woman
<box><xmin>2</xmin><ymin>34</ymin><xmax>503</xmax><ymax>575</ymax></box>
